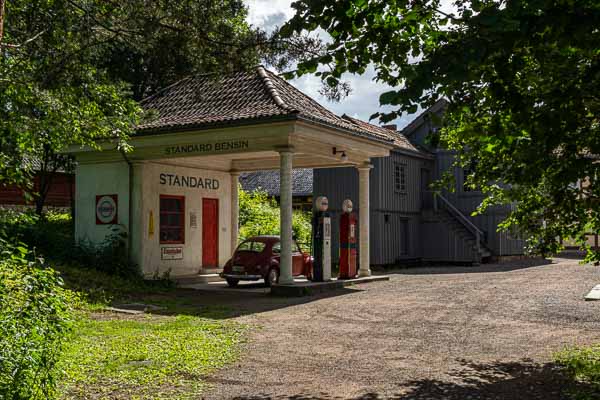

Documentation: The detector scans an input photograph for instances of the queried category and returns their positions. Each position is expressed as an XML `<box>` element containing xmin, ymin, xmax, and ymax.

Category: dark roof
<box><xmin>341</xmin><ymin>114</ymin><xmax>419</xmax><ymax>152</ymax></box>
<box><xmin>138</xmin><ymin>67</ymin><xmax>394</xmax><ymax>144</ymax></box>
<box><xmin>401</xmin><ymin>98</ymin><xmax>448</xmax><ymax>137</ymax></box>
<box><xmin>240</xmin><ymin>169</ymin><xmax>313</xmax><ymax>197</ymax></box>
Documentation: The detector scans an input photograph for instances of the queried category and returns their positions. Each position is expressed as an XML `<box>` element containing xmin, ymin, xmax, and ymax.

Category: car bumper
<box><xmin>220</xmin><ymin>273</ymin><xmax>263</xmax><ymax>281</ymax></box>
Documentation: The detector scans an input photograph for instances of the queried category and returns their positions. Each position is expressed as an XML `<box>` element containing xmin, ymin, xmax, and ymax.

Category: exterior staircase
<box><xmin>421</xmin><ymin>193</ymin><xmax>492</xmax><ymax>265</ymax></box>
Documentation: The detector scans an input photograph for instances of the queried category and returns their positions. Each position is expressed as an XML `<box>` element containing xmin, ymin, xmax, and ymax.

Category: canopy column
<box><xmin>357</xmin><ymin>163</ymin><xmax>373</xmax><ymax>277</ymax></box>
<box><xmin>278</xmin><ymin>148</ymin><xmax>294</xmax><ymax>284</ymax></box>
<box><xmin>230</xmin><ymin>171</ymin><xmax>240</xmax><ymax>255</ymax></box>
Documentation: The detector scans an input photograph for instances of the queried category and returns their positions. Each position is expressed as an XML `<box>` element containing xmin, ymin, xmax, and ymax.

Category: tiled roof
<box><xmin>138</xmin><ymin>66</ymin><xmax>393</xmax><ymax>144</ymax></box>
<box><xmin>240</xmin><ymin>169</ymin><xmax>313</xmax><ymax>197</ymax></box>
<box><xmin>340</xmin><ymin>115</ymin><xmax>419</xmax><ymax>153</ymax></box>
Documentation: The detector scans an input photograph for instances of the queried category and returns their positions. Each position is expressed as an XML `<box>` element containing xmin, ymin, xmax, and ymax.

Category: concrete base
<box><xmin>585</xmin><ymin>284</ymin><xmax>600</xmax><ymax>301</ymax></box>
<box><xmin>271</xmin><ymin>275</ymin><xmax>390</xmax><ymax>297</ymax></box>
<box><xmin>173</xmin><ymin>272</ymin><xmax>223</xmax><ymax>284</ymax></box>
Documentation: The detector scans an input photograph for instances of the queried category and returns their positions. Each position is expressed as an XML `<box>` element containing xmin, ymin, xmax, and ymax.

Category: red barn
<box><xmin>0</xmin><ymin>171</ymin><xmax>75</xmax><ymax>208</ymax></box>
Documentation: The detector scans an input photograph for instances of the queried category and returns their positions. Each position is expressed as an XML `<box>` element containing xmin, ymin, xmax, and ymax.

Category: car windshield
<box><xmin>237</xmin><ymin>240</ymin><xmax>267</xmax><ymax>253</ymax></box>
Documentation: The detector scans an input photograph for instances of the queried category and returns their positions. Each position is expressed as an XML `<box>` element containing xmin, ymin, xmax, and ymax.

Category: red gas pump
<box><xmin>339</xmin><ymin>199</ymin><xmax>357</xmax><ymax>279</ymax></box>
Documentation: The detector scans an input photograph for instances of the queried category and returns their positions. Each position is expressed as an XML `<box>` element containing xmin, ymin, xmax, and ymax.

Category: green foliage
<box><xmin>239</xmin><ymin>188</ymin><xmax>280</xmax><ymax>241</ymax></box>
<box><xmin>556</xmin><ymin>345</ymin><xmax>600</xmax><ymax>399</ymax></box>
<box><xmin>0</xmin><ymin>239</ymin><xmax>75</xmax><ymax>400</ymax></box>
<box><xmin>59</xmin><ymin>316</ymin><xmax>244</xmax><ymax>399</ymax></box>
<box><xmin>72</xmin><ymin>225</ymin><xmax>141</xmax><ymax>278</ymax></box>
<box><xmin>0</xmin><ymin>0</ymin><xmax>266</xmax><ymax>196</ymax></box>
<box><xmin>282</xmin><ymin>0</ymin><xmax>600</xmax><ymax>261</ymax></box>
<box><xmin>0</xmin><ymin>209</ymin><xmax>140</xmax><ymax>277</ymax></box>
<box><xmin>238</xmin><ymin>186</ymin><xmax>313</xmax><ymax>249</ymax></box>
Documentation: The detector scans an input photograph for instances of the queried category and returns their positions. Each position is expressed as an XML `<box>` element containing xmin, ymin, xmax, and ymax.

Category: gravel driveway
<box><xmin>202</xmin><ymin>257</ymin><xmax>600</xmax><ymax>399</ymax></box>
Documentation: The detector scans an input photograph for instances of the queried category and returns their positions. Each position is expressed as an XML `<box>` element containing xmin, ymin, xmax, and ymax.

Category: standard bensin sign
<box><xmin>160</xmin><ymin>173</ymin><xmax>220</xmax><ymax>190</ymax></box>
<box><xmin>164</xmin><ymin>140</ymin><xmax>249</xmax><ymax>156</ymax></box>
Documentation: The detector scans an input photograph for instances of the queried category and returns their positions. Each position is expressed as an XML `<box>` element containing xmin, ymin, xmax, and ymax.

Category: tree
<box><xmin>0</xmin><ymin>0</ymin><xmax>266</xmax><ymax>213</ymax></box>
<box><xmin>280</xmin><ymin>0</ymin><xmax>600</xmax><ymax>260</ymax></box>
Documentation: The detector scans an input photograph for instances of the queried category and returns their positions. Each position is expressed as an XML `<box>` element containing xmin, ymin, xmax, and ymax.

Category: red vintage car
<box><xmin>221</xmin><ymin>235</ymin><xmax>313</xmax><ymax>287</ymax></box>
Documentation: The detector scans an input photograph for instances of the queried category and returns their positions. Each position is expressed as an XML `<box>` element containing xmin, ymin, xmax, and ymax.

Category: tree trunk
<box><xmin>0</xmin><ymin>0</ymin><xmax>5</xmax><ymax>45</ymax></box>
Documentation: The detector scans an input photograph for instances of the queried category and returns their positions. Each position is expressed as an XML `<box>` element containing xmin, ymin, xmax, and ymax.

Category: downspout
<box><xmin>120</xmin><ymin>150</ymin><xmax>133</xmax><ymax>260</ymax></box>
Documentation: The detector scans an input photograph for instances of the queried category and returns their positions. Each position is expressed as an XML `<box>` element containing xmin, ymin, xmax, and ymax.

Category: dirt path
<box><xmin>202</xmin><ymin>258</ymin><xmax>600</xmax><ymax>399</ymax></box>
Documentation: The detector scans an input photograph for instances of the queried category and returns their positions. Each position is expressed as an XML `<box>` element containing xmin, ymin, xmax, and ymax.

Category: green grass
<box><xmin>52</xmin><ymin>265</ymin><xmax>246</xmax><ymax>399</ymax></box>
<box><xmin>555</xmin><ymin>345</ymin><xmax>600</xmax><ymax>399</ymax></box>
<box><xmin>59</xmin><ymin>315</ymin><xmax>244</xmax><ymax>400</ymax></box>
<box><xmin>0</xmin><ymin>210</ymin><xmax>246</xmax><ymax>399</ymax></box>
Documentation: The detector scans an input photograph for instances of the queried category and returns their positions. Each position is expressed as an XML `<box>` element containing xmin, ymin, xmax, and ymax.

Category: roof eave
<box><xmin>133</xmin><ymin>113</ymin><xmax>299</xmax><ymax>137</ymax></box>
<box><xmin>295</xmin><ymin>115</ymin><xmax>394</xmax><ymax>147</ymax></box>
<box><xmin>392</xmin><ymin>146</ymin><xmax>435</xmax><ymax>160</ymax></box>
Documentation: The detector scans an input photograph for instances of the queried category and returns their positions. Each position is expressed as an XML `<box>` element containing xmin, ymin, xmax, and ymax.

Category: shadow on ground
<box><xmin>223</xmin><ymin>359</ymin><xmax>596</xmax><ymax>400</ymax></box>
<box><xmin>110</xmin><ymin>285</ymin><xmax>363</xmax><ymax>319</ymax></box>
<box><xmin>386</xmin><ymin>257</ymin><xmax>555</xmax><ymax>276</ymax></box>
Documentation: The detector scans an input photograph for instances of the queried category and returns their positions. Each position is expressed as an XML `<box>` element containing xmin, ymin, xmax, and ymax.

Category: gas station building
<box><xmin>67</xmin><ymin>67</ymin><xmax>399</xmax><ymax>283</ymax></box>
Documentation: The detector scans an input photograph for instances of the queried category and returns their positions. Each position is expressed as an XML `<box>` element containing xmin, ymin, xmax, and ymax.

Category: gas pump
<box><xmin>312</xmin><ymin>196</ymin><xmax>332</xmax><ymax>281</ymax></box>
<box><xmin>339</xmin><ymin>199</ymin><xmax>358</xmax><ymax>279</ymax></box>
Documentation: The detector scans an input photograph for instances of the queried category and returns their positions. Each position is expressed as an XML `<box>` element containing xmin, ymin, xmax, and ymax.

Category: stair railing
<box><xmin>433</xmin><ymin>192</ymin><xmax>486</xmax><ymax>254</ymax></box>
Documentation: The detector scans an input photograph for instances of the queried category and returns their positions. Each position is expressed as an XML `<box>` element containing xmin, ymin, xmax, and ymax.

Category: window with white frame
<box><xmin>394</xmin><ymin>163</ymin><xmax>407</xmax><ymax>193</ymax></box>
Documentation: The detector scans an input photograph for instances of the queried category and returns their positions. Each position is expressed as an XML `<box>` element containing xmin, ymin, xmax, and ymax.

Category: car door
<box><xmin>292</xmin><ymin>240</ymin><xmax>304</xmax><ymax>276</ymax></box>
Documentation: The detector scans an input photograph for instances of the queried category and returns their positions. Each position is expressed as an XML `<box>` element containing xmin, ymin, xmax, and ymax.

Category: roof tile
<box><xmin>138</xmin><ymin>66</ymin><xmax>394</xmax><ymax>144</ymax></box>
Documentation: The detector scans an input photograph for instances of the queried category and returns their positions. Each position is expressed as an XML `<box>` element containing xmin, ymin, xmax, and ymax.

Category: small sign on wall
<box><xmin>189</xmin><ymin>210</ymin><xmax>198</xmax><ymax>229</ymax></box>
<box><xmin>96</xmin><ymin>194</ymin><xmax>118</xmax><ymax>225</ymax></box>
<box><xmin>161</xmin><ymin>247</ymin><xmax>183</xmax><ymax>260</ymax></box>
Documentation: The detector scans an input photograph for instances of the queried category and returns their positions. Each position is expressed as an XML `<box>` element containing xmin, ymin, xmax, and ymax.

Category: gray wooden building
<box><xmin>314</xmin><ymin>101</ymin><xmax>525</xmax><ymax>265</ymax></box>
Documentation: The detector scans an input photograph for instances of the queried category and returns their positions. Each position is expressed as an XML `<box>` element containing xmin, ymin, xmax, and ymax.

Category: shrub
<box><xmin>71</xmin><ymin>225</ymin><xmax>141</xmax><ymax>278</ymax></box>
<box><xmin>555</xmin><ymin>345</ymin><xmax>600</xmax><ymax>399</ymax></box>
<box><xmin>238</xmin><ymin>187</ymin><xmax>312</xmax><ymax>251</ymax></box>
<box><xmin>0</xmin><ymin>209</ymin><xmax>140</xmax><ymax>278</ymax></box>
<box><xmin>0</xmin><ymin>239</ymin><xmax>75</xmax><ymax>400</ymax></box>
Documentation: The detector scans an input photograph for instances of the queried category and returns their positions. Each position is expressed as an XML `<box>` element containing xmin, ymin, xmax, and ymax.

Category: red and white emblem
<box><xmin>96</xmin><ymin>195</ymin><xmax>118</xmax><ymax>225</ymax></box>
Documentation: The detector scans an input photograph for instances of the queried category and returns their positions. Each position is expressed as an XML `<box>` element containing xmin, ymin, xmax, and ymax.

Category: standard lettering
<box><xmin>159</xmin><ymin>173</ymin><xmax>221</xmax><ymax>190</ymax></box>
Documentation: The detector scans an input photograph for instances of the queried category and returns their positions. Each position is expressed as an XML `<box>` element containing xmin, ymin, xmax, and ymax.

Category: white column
<box><xmin>279</xmin><ymin>149</ymin><xmax>294</xmax><ymax>284</ymax></box>
<box><xmin>357</xmin><ymin>163</ymin><xmax>373</xmax><ymax>277</ymax></box>
<box><xmin>230</xmin><ymin>171</ymin><xmax>240</xmax><ymax>255</ymax></box>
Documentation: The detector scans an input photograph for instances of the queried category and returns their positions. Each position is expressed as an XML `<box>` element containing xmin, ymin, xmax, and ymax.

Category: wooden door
<box><xmin>202</xmin><ymin>198</ymin><xmax>219</xmax><ymax>267</ymax></box>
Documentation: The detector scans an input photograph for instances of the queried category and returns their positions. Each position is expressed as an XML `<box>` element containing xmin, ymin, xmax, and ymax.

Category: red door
<box><xmin>202</xmin><ymin>198</ymin><xmax>219</xmax><ymax>267</ymax></box>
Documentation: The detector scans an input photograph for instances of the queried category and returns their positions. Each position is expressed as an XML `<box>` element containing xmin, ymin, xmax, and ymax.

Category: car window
<box><xmin>272</xmin><ymin>242</ymin><xmax>302</xmax><ymax>254</ymax></box>
<box><xmin>253</xmin><ymin>242</ymin><xmax>267</xmax><ymax>252</ymax></box>
<box><xmin>237</xmin><ymin>240</ymin><xmax>267</xmax><ymax>253</ymax></box>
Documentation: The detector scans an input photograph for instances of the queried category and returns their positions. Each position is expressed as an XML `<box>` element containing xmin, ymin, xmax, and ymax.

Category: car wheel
<box><xmin>226</xmin><ymin>278</ymin><xmax>239</xmax><ymax>288</ymax></box>
<box><xmin>265</xmin><ymin>268</ymin><xmax>279</xmax><ymax>287</ymax></box>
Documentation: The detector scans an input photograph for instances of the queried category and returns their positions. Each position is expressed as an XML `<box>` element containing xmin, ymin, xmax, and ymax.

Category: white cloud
<box><xmin>245</xmin><ymin>0</ymin><xmax>295</xmax><ymax>31</ymax></box>
<box><xmin>244</xmin><ymin>0</ymin><xmax>440</xmax><ymax>128</ymax></box>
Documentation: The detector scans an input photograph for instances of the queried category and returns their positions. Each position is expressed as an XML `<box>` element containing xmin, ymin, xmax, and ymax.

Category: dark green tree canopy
<box><xmin>0</xmin><ymin>0</ymin><xmax>266</xmax><ymax>196</ymax></box>
<box><xmin>281</xmin><ymin>0</ymin><xmax>600</xmax><ymax>259</ymax></box>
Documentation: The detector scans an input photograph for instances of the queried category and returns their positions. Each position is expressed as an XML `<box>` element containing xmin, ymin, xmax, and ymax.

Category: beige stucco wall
<box><xmin>136</xmin><ymin>162</ymin><xmax>232</xmax><ymax>277</ymax></box>
<box><xmin>75</xmin><ymin>160</ymin><xmax>232</xmax><ymax>277</ymax></box>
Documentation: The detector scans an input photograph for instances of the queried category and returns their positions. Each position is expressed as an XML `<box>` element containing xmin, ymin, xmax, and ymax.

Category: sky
<box><xmin>244</xmin><ymin>0</ymin><xmax>418</xmax><ymax>129</ymax></box>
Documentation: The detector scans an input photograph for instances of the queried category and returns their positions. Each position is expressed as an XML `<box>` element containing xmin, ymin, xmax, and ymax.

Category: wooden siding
<box><xmin>372</xmin><ymin>152</ymin><xmax>432</xmax><ymax>213</ymax></box>
<box><xmin>0</xmin><ymin>172</ymin><xmax>75</xmax><ymax>207</ymax></box>
<box><xmin>314</xmin><ymin>151</ymin><xmax>428</xmax><ymax>265</ymax></box>
<box><xmin>421</xmin><ymin>218</ymin><xmax>480</xmax><ymax>263</ymax></box>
